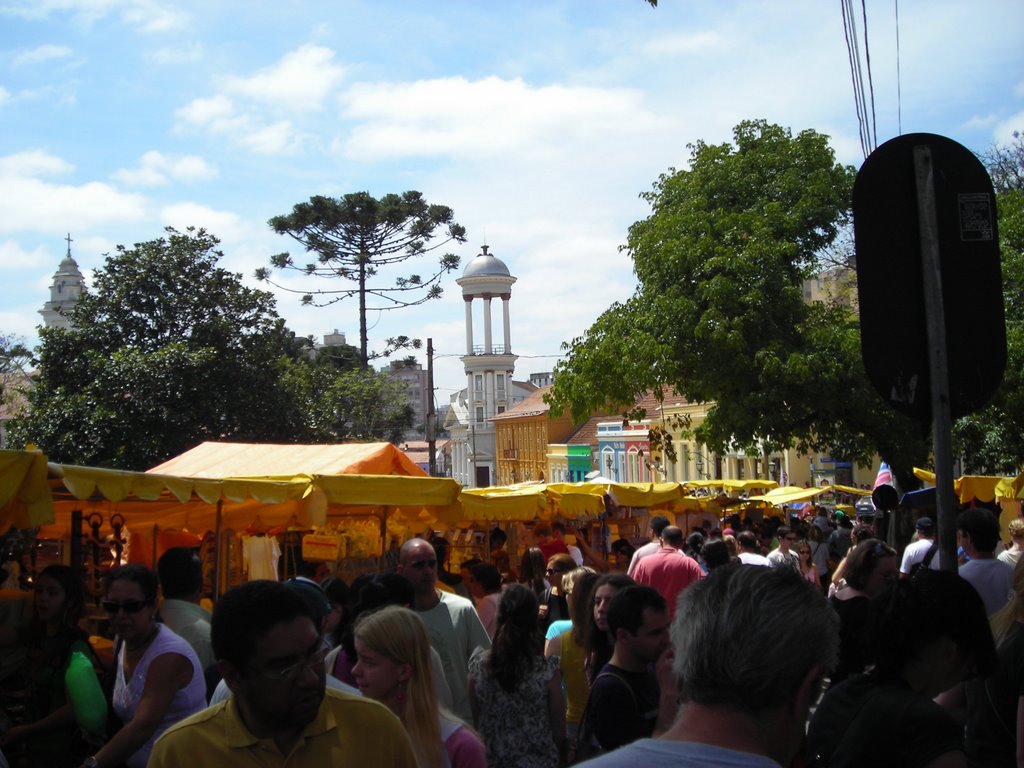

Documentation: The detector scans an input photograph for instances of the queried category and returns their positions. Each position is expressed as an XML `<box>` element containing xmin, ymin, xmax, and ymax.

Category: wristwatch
<box><xmin>83</xmin><ymin>757</ymin><xmax>99</xmax><ymax>768</ymax></box>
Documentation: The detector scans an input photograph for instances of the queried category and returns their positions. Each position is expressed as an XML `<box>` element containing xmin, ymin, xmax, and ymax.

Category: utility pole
<box><xmin>426</xmin><ymin>338</ymin><xmax>436</xmax><ymax>476</ymax></box>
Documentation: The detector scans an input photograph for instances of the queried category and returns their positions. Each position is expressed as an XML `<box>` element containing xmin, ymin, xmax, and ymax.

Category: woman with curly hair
<box><xmin>468</xmin><ymin>584</ymin><xmax>564</xmax><ymax>768</ymax></box>
<box><xmin>353</xmin><ymin>606</ymin><xmax>485</xmax><ymax>768</ymax></box>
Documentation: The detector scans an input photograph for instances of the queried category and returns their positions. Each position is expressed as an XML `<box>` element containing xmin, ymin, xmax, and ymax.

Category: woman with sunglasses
<box><xmin>828</xmin><ymin>538</ymin><xmax>898</xmax><ymax>687</ymax></box>
<box><xmin>0</xmin><ymin>565</ymin><xmax>97</xmax><ymax>767</ymax></box>
<box><xmin>538</xmin><ymin>554</ymin><xmax>575</xmax><ymax>633</ymax></box>
<box><xmin>796</xmin><ymin>539</ymin><xmax>821</xmax><ymax>591</ymax></box>
<box><xmin>86</xmin><ymin>564</ymin><xmax>205</xmax><ymax>768</ymax></box>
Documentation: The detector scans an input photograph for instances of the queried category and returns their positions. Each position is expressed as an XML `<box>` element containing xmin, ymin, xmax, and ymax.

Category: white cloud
<box><xmin>159</xmin><ymin>202</ymin><xmax>250</xmax><ymax>244</ymax></box>
<box><xmin>175</xmin><ymin>94</ymin><xmax>236</xmax><ymax>126</ymax></box>
<box><xmin>1</xmin><ymin>0</ymin><xmax>188</xmax><ymax>32</ymax></box>
<box><xmin>112</xmin><ymin>150</ymin><xmax>217</xmax><ymax>186</ymax></box>
<box><xmin>0</xmin><ymin>149</ymin><xmax>74</xmax><ymax>178</ymax></box>
<box><xmin>121</xmin><ymin>0</ymin><xmax>188</xmax><ymax>32</ymax></box>
<box><xmin>172</xmin><ymin>44</ymin><xmax>344</xmax><ymax>154</ymax></box>
<box><xmin>0</xmin><ymin>86</ymin><xmax>9</xmax><ymax>106</ymax></box>
<box><xmin>0</xmin><ymin>240</ymin><xmax>50</xmax><ymax>268</ymax></box>
<box><xmin>341</xmin><ymin>76</ymin><xmax>656</xmax><ymax>160</ymax></box>
<box><xmin>224</xmin><ymin>44</ymin><xmax>345</xmax><ymax>113</ymax></box>
<box><xmin>0</xmin><ymin>177</ymin><xmax>146</xmax><ymax>234</ymax></box>
<box><xmin>643</xmin><ymin>31</ymin><xmax>722</xmax><ymax>57</ymax></box>
<box><xmin>11</xmin><ymin>44</ymin><xmax>73</xmax><ymax>68</ymax></box>
<box><xmin>149</xmin><ymin>41</ymin><xmax>203</xmax><ymax>65</ymax></box>
<box><xmin>994</xmin><ymin>111</ymin><xmax>1024</xmax><ymax>142</ymax></box>
<box><xmin>237</xmin><ymin>121</ymin><xmax>297</xmax><ymax>155</ymax></box>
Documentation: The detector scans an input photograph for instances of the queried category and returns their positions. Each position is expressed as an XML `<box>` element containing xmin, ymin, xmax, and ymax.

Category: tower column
<box><xmin>464</xmin><ymin>298</ymin><xmax>474</xmax><ymax>354</ymax></box>
<box><xmin>502</xmin><ymin>295</ymin><xmax>512</xmax><ymax>353</ymax></box>
<box><xmin>483</xmin><ymin>296</ymin><xmax>493</xmax><ymax>354</ymax></box>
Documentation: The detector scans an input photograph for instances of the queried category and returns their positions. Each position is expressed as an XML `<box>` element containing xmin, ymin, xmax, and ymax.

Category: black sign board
<box><xmin>853</xmin><ymin>133</ymin><xmax>1006</xmax><ymax>422</ymax></box>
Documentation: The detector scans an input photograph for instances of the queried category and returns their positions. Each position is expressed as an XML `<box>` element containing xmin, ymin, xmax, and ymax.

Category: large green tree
<box><xmin>10</xmin><ymin>228</ymin><xmax>311</xmax><ymax>469</ymax></box>
<box><xmin>258</xmin><ymin>190</ymin><xmax>466</xmax><ymax>368</ymax></box>
<box><xmin>548</xmin><ymin>119</ymin><xmax>929</xmax><ymax>474</ymax></box>
<box><xmin>952</xmin><ymin>133</ymin><xmax>1024</xmax><ymax>472</ymax></box>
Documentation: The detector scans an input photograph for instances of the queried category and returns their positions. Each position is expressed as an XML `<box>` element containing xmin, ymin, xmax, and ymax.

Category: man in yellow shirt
<box><xmin>148</xmin><ymin>580</ymin><xmax>416</xmax><ymax>768</ymax></box>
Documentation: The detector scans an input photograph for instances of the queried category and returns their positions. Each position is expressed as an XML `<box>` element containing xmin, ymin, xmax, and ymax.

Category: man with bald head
<box><xmin>631</xmin><ymin>525</ymin><xmax>705</xmax><ymax>619</ymax></box>
<box><xmin>397</xmin><ymin>537</ymin><xmax>490</xmax><ymax>720</ymax></box>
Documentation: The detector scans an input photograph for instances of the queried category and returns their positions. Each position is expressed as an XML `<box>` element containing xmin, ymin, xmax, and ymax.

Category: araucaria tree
<box><xmin>547</xmin><ymin>119</ymin><xmax>929</xmax><ymax>475</ymax></box>
<box><xmin>10</xmin><ymin>228</ymin><xmax>308</xmax><ymax>470</ymax></box>
<box><xmin>258</xmin><ymin>191</ymin><xmax>466</xmax><ymax>368</ymax></box>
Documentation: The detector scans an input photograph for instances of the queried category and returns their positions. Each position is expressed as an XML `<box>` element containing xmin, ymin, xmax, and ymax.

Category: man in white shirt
<box><xmin>899</xmin><ymin>516</ymin><xmax>941</xmax><ymax>577</ymax></box>
<box><xmin>736</xmin><ymin>531</ymin><xmax>771</xmax><ymax>567</ymax></box>
<box><xmin>628</xmin><ymin>515</ymin><xmax>671</xmax><ymax>577</ymax></box>
<box><xmin>767</xmin><ymin>526</ymin><xmax>800</xmax><ymax>573</ymax></box>
<box><xmin>958</xmin><ymin>508</ymin><xmax>1014</xmax><ymax>616</ymax></box>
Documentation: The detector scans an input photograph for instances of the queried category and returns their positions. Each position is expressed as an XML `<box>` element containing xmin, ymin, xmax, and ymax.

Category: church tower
<box><xmin>40</xmin><ymin>234</ymin><xmax>85</xmax><ymax>330</ymax></box>
<box><xmin>454</xmin><ymin>245</ymin><xmax>517</xmax><ymax>487</ymax></box>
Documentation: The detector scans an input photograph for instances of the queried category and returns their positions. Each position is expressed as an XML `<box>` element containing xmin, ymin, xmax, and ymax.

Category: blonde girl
<box><xmin>353</xmin><ymin>606</ymin><xmax>485</xmax><ymax>768</ymax></box>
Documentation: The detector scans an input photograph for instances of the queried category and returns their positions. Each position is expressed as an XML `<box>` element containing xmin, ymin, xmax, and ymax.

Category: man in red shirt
<box><xmin>631</xmin><ymin>525</ymin><xmax>705</xmax><ymax>619</ymax></box>
<box><xmin>534</xmin><ymin>521</ymin><xmax>570</xmax><ymax>562</ymax></box>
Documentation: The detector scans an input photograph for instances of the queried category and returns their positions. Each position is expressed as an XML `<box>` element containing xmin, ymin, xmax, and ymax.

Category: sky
<box><xmin>1</xmin><ymin>0</ymin><xmax>1022</xmax><ymax>411</ymax></box>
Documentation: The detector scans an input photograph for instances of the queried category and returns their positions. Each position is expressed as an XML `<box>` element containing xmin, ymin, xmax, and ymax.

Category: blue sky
<box><xmin>1</xmin><ymin>0</ymin><xmax>1021</xmax><ymax>406</ymax></box>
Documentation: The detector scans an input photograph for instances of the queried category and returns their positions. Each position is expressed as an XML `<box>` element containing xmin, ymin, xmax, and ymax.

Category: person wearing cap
<box><xmin>899</xmin><ymin>517</ymin><xmax>941</xmax><ymax>578</ymax></box>
<box><xmin>149</xmin><ymin>580</ymin><xmax>416</xmax><ymax>768</ymax></box>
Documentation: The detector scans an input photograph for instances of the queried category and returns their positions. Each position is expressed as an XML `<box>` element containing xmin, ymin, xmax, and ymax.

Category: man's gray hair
<box><xmin>672</xmin><ymin>564</ymin><xmax>838</xmax><ymax>715</ymax></box>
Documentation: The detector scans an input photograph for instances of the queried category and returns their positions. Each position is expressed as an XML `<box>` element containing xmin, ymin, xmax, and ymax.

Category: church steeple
<box><xmin>40</xmin><ymin>233</ymin><xmax>85</xmax><ymax>329</ymax></box>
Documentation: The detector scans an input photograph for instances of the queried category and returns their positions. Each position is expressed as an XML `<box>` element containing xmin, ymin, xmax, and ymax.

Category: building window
<box><xmin>497</xmin><ymin>405</ymin><xmax>505</xmax><ymax>414</ymax></box>
<box><xmin>475</xmin><ymin>406</ymin><xmax>484</xmax><ymax>425</ymax></box>
<box><xmin>474</xmin><ymin>374</ymin><xmax>483</xmax><ymax>393</ymax></box>
<box><xmin>496</xmin><ymin>373</ymin><xmax>505</xmax><ymax>392</ymax></box>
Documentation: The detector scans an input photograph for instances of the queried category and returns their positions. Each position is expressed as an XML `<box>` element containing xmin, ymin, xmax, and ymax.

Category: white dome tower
<box><xmin>455</xmin><ymin>245</ymin><xmax>517</xmax><ymax>487</ymax></box>
<box><xmin>40</xmin><ymin>234</ymin><xmax>85</xmax><ymax>330</ymax></box>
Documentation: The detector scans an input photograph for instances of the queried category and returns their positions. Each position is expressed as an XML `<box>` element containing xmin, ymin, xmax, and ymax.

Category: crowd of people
<box><xmin>0</xmin><ymin>503</ymin><xmax>1022</xmax><ymax>768</ymax></box>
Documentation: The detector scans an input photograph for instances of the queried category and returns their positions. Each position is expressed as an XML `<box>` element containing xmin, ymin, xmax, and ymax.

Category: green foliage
<box><xmin>9</xmin><ymin>228</ymin><xmax>308</xmax><ymax>469</ymax></box>
<box><xmin>261</xmin><ymin>190</ymin><xmax>466</xmax><ymax>368</ymax></box>
<box><xmin>548</xmin><ymin>119</ymin><xmax>930</xmax><ymax>472</ymax></box>
<box><xmin>289</xmin><ymin>364</ymin><xmax>414</xmax><ymax>444</ymax></box>
<box><xmin>0</xmin><ymin>334</ymin><xmax>32</xmax><ymax>418</ymax></box>
<box><xmin>952</xmin><ymin>186</ymin><xmax>1024</xmax><ymax>472</ymax></box>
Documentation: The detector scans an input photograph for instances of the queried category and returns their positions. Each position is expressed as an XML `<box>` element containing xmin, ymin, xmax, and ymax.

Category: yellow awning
<box><xmin>0</xmin><ymin>448</ymin><xmax>54</xmax><ymax>534</ymax></box>
<box><xmin>995</xmin><ymin>472</ymin><xmax>1024</xmax><ymax>501</ymax></box>
<box><xmin>683</xmin><ymin>479</ymin><xmax>780</xmax><ymax>492</ymax></box>
<box><xmin>913</xmin><ymin>467</ymin><xmax>936</xmax><ymax>485</ymax></box>
<box><xmin>458</xmin><ymin>485</ymin><xmax>548</xmax><ymax>521</ymax></box>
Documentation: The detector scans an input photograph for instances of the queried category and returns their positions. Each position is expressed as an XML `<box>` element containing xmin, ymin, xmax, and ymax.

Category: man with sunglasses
<box><xmin>397</xmin><ymin>538</ymin><xmax>490</xmax><ymax>722</ymax></box>
<box><xmin>767</xmin><ymin>526</ymin><xmax>800</xmax><ymax>574</ymax></box>
<box><xmin>148</xmin><ymin>580</ymin><xmax>415</xmax><ymax>768</ymax></box>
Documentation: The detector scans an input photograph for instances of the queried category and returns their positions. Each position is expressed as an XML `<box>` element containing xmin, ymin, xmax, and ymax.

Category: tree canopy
<box><xmin>10</xmin><ymin>227</ymin><xmax>414</xmax><ymax>470</ymax></box>
<box><xmin>259</xmin><ymin>190</ymin><xmax>466</xmax><ymax>368</ymax></box>
<box><xmin>547</xmin><ymin>119</ymin><xmax>930</xmax><ymax>473</ymax></box>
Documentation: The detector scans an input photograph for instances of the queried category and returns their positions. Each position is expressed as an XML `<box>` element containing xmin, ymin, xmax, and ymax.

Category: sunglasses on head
<box><xmin>102</xmin><ymin>599</ymin><xmax>149</xmax><ymax>615</ymax></box>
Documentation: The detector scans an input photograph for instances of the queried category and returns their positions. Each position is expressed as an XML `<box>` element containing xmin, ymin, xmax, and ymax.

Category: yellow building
<box><xmin>492</xmin><ymin>386</ymin><xmax>577</xmax><ymax>485</ymax></box>
<box><xmin>657</xmin><ymin>399</ymin><xmax>881</xmax><ymax>488</ymax></box>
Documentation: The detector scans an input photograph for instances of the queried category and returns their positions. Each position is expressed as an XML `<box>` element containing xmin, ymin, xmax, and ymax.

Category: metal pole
<box><xmin>914</xmin><ymin>144</ymin><xmax>957</xmax><ymax>572</ymax></box>
<box><xmin>427</xmin><ymin>338</ymin><xmax>437</xmax><ymax>477</ymax></box>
